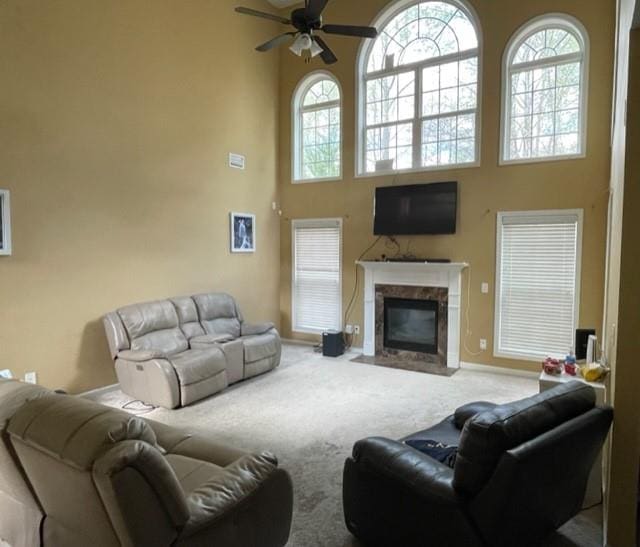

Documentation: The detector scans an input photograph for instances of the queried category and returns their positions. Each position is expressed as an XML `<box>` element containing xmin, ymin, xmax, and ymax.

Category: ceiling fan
<box><xmin>235</xmin><ymin>0</ymin><xmax>378</xmax><ymax>65</ymax></box>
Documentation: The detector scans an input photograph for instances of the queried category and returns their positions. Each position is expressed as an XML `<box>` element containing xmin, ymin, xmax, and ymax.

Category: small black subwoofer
<box><xmin>323</xmin><ymin>330</ymin><xmax>345</xmax><ymax>357</ymax></box>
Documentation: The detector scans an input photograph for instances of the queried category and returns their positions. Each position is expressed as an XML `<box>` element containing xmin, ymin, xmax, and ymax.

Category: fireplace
<box><xmin>384</xmin><ymin>297</ymin><xmax>438</xmax><ymax>354</ymax></box>
<box><xmin>375</xmin><ymin>284</ymin><xmax>449</xmax><ymax>368</ymax></box>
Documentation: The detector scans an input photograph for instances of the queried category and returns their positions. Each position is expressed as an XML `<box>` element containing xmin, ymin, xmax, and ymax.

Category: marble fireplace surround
<box><xmin>357</xmin><ymin>261</ymin><xmax>468</xmax><ymax>370</ymax></box>
<box><xmin>375</xmin><ymin>285</ymin><xmax>448</xmax><ymax>366</ymax></box>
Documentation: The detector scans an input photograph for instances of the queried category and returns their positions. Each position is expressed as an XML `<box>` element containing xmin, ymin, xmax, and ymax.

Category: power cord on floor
<box><xmin>122</xmin><ymin>400</ymin><xmax>157</xmax><ymax>414</ymax></box>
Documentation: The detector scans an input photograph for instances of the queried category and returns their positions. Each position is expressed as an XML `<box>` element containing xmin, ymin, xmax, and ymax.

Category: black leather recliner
<box><xmin>343</xmin><ymin>381</ymin><xmax>613</xmax><ymax>547</ymax></box>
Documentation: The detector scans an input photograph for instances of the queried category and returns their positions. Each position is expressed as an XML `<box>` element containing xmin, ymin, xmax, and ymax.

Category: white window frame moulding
<box><xmin>291</xmin><ymin>217</ymin><xmax>343</xmax><ymax>335</ymax></box>
<box><xmin>292</xmin><ymin>70</ymin><xmax>343</xmax><ymax>184</ymax></box>
<box><xmin>499</xmin><ymin>13</ymin><xmax>590</xmax><ymax>166</ymax></box>
<box><xmin>493</xmin><ymin>208</ymin><xmax>584</xmax><ymax>362</ymax></box>
<box><xmin>354</xmin><ymin>0</ymin><xmax>484</xmax><ymax>178</ymax></box>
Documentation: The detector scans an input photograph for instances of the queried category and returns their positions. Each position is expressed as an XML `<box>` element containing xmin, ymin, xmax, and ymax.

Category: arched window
<box><xmin>293</xmin><ymin>72</ymin><xmax>342</xmax><ymax>182</ymax></box>
<box><xmin>502</xmin><ymin>15</ymin><xmax>589</xmax><ymax>163</ymax></box>
<box><xmin>357</xmin><ymin>0</ymin><xmax>481</xmax><ymax>175</ymax></box>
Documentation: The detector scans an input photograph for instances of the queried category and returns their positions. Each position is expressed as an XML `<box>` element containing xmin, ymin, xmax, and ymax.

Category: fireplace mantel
<box><xmin>357</xmin><ymin>261</ymin><xmax>468</xmax><ymax>369</ymax></box>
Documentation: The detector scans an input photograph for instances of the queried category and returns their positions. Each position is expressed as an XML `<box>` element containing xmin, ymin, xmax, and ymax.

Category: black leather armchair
<box><xmin>343</xmin><ymin>381</ymin><xmax>613</xmax><ymax>547</ymax></box>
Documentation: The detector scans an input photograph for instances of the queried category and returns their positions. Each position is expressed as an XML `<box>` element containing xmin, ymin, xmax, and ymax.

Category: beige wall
<box><xmin>0</xmin><ymin>0</ymin><xmax>281</xmax><ymax>393</ymax></box>
<box><xmin>278</xmin><ymin>0</ymin><xmax>615</xmax><ymax>372</ymax></box>
<box><xmin>604</xmin><ymin>0</ymin><xmax>640</xmax><ymax>542</ymax></box>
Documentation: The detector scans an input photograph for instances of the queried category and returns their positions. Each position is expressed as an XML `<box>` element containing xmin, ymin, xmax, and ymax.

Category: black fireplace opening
<box><xmin>383</xmin><ymin>297</ymin><xmax>438</xmax><ymax>354</ymax></box>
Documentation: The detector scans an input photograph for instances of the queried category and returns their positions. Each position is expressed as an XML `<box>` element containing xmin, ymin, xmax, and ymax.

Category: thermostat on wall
<box><xmin>229</xmin><ymin>153</ymin><xmax>246</xmax><ymax>170</ymax></box>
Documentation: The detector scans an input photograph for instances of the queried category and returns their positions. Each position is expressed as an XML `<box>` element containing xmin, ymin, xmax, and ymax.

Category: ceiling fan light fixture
<box><xmin>289</xmin><ymin>33</ymin><xmax>313</xmax><ymax>56</ymax></box>
<box><xmin>309</xmin><ymin>39</ymin><xmax>324</xmax><ymax>58</ymax></box>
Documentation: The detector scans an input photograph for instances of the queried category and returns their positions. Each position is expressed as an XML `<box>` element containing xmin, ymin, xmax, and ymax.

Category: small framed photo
<box><xmin>230</xmin><ymin>212</ymin><xmax>256</xmax><ymax>253</ymax></box>
<box><xmin>0</xmin><ymin>190</ymin><xmax>11</xmax><ymax>256</ymax></box>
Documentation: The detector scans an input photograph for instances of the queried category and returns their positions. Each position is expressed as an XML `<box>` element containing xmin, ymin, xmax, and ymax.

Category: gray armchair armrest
<box><xmin>352</xmin><ymin>436</ymin><xmax>458</xmax><ymax>503</ymax></box>
<box><xmin>181</xmin><ymin>452</ymin><xmax>281</xmax><ymax>536</ymax></box>
<box><xmin>116</xmin><ymin>350</ymin><xmax>167</xmax><ymax>362</ymax></box>
<box><xmin>453</xmin><ymin>401</ymin><xmax>498</xmax><ymax>429</ymax></box>
<box><xmin>241</xmin><ymin>322</ymin><xmax>276</xmax><ymax>336</ymax></box>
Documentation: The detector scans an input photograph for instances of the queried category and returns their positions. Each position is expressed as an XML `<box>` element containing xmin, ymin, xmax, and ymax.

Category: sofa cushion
<box><xmin>453</xmin><ymin>381</ymin><xmax>596</xmax><ymax>497</ymax></box>
<box><xmin>169</xmin><ymin>349</ymin><xmax>226</xmax><ymax>387</ymax></box>
<box><xmin>118</xmin><ymin>300</ymin><xmax>189</xmax><ymax>356</ymax></box>
<box><xmin>242</xmin><ymin>333</ymin><xmax>279</xmax><ymax>364</ymax></box>
<box><xmin>193</xmin><ymin>293</ymin><xmax>241</xmax><ymax>339</ymax></box>
<box><xmin>171</xmin><ymin>297</ymin><xmax>206</xmax><ymax>340</ymax></box>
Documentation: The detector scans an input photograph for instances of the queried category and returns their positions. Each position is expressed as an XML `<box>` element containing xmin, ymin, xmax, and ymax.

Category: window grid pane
<box><xmin>299</xmin><ymin>77</ymin><xmax>341</xmax><ymax>180</ymax></box>
<box><xmin>362</xmin><ymin>1</ymin><xmax>479</xmax><ymax>174</ymax></box>
<box><xmin>509</xmin><ymin>61</ymin><xmax>581</xmax><ymax>160</ymax></box>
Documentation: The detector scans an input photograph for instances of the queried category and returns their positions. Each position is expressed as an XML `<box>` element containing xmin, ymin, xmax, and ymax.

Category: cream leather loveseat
<box><xmin>103</xmin><ymin>293</ymin><xmax>281</xmax><ymax>409</ymax></box>
<box><xmin>0</xmin><ymin>379</ymin><xmax>293</xmax><ymax>547</ymax></box>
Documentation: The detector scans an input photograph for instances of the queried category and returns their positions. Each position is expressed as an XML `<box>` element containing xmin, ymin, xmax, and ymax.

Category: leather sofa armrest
<box><xmin>240</xmin><ymin>322</ymin><xmax>276</xmax><ymax>337</ymax></box>
<box><xmin>181</xmin><ymin>452</ymin><xmax>281</xmax><ymax>536</ymax></box>
<box><xmin>149</xmin><ymin>420</ymin><xmax>248</xmax><ymax>467</ymax></box>
<box><xmin>352</xmin><ymin>437</ymin><xmax>458</xmax><ymax>504</ymax></box>
<box><xmin>117</xmin><ymin>350</ymin><xmax>166</xmax><ymax>362</ymax></box>
<box><xmin>93</xmin><ymin>440</ymin><xmax>190</xmax><ymax>529</ymax></box>
<box><xmin>453</xmin><ymin>401</ymin><xmax>498</xmax><ymax>430</ymax></box>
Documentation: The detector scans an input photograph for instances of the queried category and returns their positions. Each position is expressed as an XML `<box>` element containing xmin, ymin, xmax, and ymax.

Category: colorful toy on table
<box><xmin>564</xmin><ymin>351</ymin><xmax>578</xmax><ymax>376</ymax></box>
<box><xmin>542</xmin><ymin>357</ymin><xmax>563</xmax><ymax>376</ymax></box>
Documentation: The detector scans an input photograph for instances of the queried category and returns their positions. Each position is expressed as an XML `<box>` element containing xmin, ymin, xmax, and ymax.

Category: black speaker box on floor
<box><xmin>323</xmin><ymin>330</ymin><xmax>345</xmax><ymax>357</ymax></box>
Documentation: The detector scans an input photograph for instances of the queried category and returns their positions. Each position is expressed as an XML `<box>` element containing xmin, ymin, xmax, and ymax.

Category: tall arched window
<box><xmin>293</xmin><ymin>72</ymin><xmax>342</xmax><ymax>183</ymax></box>
<box><xmin>502</xmin><ymin>15</ymin><xmax>589</xmax><ymax>163</ymax></box>
<box><xmin>357</xmin><ymin>0</ymin><xmax>481</xmax><ymax>175</ymax></box>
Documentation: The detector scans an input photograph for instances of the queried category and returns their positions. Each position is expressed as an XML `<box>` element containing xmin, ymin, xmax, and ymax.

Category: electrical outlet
<box><xmin>480</xmin><ymin>339</ymin><xmax>487</xmax><ymax>351</ymax></box>
<box><xmin>24</xmin><ymin>372</ymin><xmax>37</xmax><ymax>385</ymax></box>
<box><xmin>345</xmin><ymin>324</ymin><xmax>354</xmax><ymax>334</ymax></box>
<box><xmin>354</xmin><ymin>325</ymin><xmax>361</xmax><ymax>336</ymax></box>
<box><xmin>481</xmin><ymin>282</ymin><xmax>489</xmax><ymax>294</ymax></box>
<box><xmin>0</xmin><ymin>369</ymin><xmax>13</xmax><ymax>379</ymax></box>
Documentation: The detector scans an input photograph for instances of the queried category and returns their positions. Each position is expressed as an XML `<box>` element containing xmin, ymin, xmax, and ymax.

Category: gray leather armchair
<box><xmin>343</xmin><ymin>381</ymin><xmax>613</xmax><ymax>547</ymax></box>
<box><xmin>0</xmin><ymin>379</ymin><xmax>293</xmax><ymax>547</ymax></box>
<box><xmin>103</xmin><ymin>293</ymin><xmax>281</xmax><ymax>409</ymax></box>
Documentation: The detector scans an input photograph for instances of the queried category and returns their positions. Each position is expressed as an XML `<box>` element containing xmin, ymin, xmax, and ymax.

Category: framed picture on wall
<box><xmin>0</xmin><ymin>190</ymin><xmax>11</xmax><ymax>256</ymax></box>
<box><xmin>230</xmin><ymin>212</ymin><xmax>256</xmax><ymax>253</ymax></box>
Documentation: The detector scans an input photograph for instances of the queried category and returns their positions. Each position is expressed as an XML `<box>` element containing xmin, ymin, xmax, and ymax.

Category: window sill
<box><xmin>494</xmin><ymin>349</ymin><xmax>565</xmax><ymax>363</ymax></box>
<box><xmin>499</xmin><ymin>152</ymin><xmax>586</xmax><ymax>167</ymax></box>
<box><xmin>355</xmin><ymin>161</ymin><xmax>480</xmax><ymax>179</ymax></box>
<box><xmin>292</xmin><ymin>176</ymin><xmax>343</xmax><ymax>184</ymax></box>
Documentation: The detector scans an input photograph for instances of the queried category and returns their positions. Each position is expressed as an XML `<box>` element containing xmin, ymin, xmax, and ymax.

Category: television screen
<box><xmin>373</xmin><ymin>182</ymin><xmax>457</xmax><ymax>236</ymax></box>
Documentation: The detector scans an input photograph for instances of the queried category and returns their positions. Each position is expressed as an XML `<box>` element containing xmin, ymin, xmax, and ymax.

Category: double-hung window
<box><xmin>292</xmin><ymin>219</ymin><xmax>342</xmax><ymax>333</ymax></box>
<box><xmin>357</xmin><ymin>0</ymin><xmax>481</xmax><ymax>175</ymax></box>
<box><xmin>494</xmin><ymin>210</ymin><xmax>583</xmax><ymax>361</ymax></box>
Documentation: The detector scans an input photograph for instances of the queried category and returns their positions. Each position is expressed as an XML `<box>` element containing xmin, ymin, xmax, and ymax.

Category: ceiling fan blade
<box><xmin>306</xmin><ymin>0</ymin><xmax>329</xmax><ymax>19</ymax></box>
<box><xmin>235</xmin><ymin>7</ymin><xmax>291</xmax><ymax>25</ymax></box>
<box><xmin>256</xmin><ymin>32</ymin><xmax>296</xmax><ymax>52</ymax></box>
<box><xmin>313</xmin><ymin>36</ymin><xmax>338</xmax><ymax>65</ymax></box>
<box><xmin>322</xmin><ymin>24</ymin><xmax>378</xmax><ymax>39</ymax></box>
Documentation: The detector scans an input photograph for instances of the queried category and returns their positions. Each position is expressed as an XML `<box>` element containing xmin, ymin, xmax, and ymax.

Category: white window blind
<box><xmin>292</xmin><ymin>219</ymin><xmax>342</xmax><ymax>333</ymax></box>
<box><xmin>495</xmin><ymin>210</ymin><xmax>582</xmax><ymax>361</ymax></box>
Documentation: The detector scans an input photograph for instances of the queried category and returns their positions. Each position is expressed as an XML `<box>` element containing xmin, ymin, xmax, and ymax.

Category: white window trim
<box><xmin>291</xmin><ymin>218</ymin><xmax>343</xmax><ymax>334</ymax></box>
<box><xmin>500</xmin><ymin>14</ymin><xmax>590</xmax><ymax>166</ymax></box>
<box><xmin>355</xmin><ymin>0</ymin><xmax>483</xmax><ymax>178</ymax></box>
<box><xmin>292</xmin><ymin>71</ymin><xmax>343</xmax><ymax>184</ymax></box>
<box><xmin>493</xmin><ymin>209</ymin><xmax>584</xmax><ymax>362</ymax></box>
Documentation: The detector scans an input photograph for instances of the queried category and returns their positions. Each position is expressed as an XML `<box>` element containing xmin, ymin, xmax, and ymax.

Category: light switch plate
<box><xmin>480</xmin><ymin>339</ymin><xmax>487</xmax><ymax>350</ymax></box>
<box><xmin>481</xmin><ymin>282</ymin><xmax>489</xmax><ymax>294</ymax></box>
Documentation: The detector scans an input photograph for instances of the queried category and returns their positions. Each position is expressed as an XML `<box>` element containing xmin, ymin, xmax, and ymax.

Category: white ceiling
<box><xmin>267</xmin><ymin>0</ymin><xmax>300</xmax><ymax>8</ymax></box>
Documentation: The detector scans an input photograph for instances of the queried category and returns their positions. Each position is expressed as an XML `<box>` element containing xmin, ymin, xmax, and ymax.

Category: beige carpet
<box><xmin>89</xmin><ymin>343</ymin><xmax>603</xmax><ymax>547</ymax></box>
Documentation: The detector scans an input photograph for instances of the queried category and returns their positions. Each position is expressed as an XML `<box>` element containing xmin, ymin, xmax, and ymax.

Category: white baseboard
<box><xmin>460</xmin><ymin>361</ymin><xmax>540</xmax><ymax>379</ymax></box>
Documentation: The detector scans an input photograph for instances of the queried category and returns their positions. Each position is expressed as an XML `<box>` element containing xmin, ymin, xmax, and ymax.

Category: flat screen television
<box><xmin>374</xmin><ymin>182</ymin><xmax>458</xmax><ymax>235</ymax></box>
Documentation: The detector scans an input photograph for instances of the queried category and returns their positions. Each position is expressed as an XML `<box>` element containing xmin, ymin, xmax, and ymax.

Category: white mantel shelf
<box><xmin>357</xmin><ymin>260</ymin><xmax>469</xmax><ymax>369</ymax></box>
